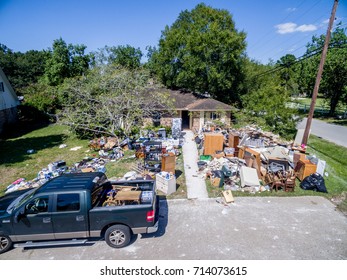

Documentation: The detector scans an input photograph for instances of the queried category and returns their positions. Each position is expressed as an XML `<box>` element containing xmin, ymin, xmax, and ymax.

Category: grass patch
<box><xmin>307</xmin><ymin>135</ymin><xmax>347</xmax><ymax>195</ymax></box>
<box><xmin>292</xmin><ymin>97</ymin><xmax>327</xmax><ymax>107</ymax></box>
<box><xmin>0</xmin><ymin>124</ymin><xmax>91</xmax><ymax>194</ymax></box>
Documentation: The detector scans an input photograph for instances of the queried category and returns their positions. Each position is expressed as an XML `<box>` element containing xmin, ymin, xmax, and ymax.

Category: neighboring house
<box><xmin>0</xmin><ymin>67</ymin><xmax>19</xmax><ymax>134</ymax></box>
<box><xmin>145</xmin><ymin>89</ymin><xmax>232</xmax><ymax>132</ymax></box>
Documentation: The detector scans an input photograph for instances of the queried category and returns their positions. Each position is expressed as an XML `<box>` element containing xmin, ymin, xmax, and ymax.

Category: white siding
<box><xmin>0</xmin><ymin>76</ymin><xmax>18</xmax><ymax>110</ymax></box>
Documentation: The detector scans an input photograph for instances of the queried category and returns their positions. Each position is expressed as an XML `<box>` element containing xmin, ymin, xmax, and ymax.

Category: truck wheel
<box><xmin>0</xmin><ymin>235</ymin><xmax>12</xmax><ymax>254</ymax></box>
<box><xmin>105</xmin><ymin>225</ymin><xmax>131</xmax><ymax>248</ymax></box>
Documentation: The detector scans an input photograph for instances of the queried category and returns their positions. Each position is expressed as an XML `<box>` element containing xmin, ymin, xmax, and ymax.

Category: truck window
<box><xmin>25</xmin><ymin>196</ymin><xmax>49</xmax><ymax>214</ymax></box>
<box><xmin>56</xmin><ymin>194</ymin><xmax>80</xmax><ymax>212</ymax></box>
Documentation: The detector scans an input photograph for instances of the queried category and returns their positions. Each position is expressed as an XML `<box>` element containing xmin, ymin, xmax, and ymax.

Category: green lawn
<box><xmin>0</xmin><ymin>124</ymin><xmax>91</xmax><ymax>194</ymax></box>
<box><xmin>292</xmin><ymin>97</ymin><xmax>327</xmax><ymax>107</ymax></box>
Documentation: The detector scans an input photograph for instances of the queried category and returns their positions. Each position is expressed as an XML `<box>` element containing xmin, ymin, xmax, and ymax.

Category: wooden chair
<box><xmin>269</xmin><ymin>172</ymin><xmax>285</xmax><ymax>192</ymax></box>
<box><xmin>284</xmin><ymin>171</ymin><xmax>296</xmax><ymax>192</ymax></box>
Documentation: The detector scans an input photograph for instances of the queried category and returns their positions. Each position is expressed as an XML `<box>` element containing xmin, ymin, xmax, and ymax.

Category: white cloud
<box><xmin>296</xmin><ymin>24</ymin><xmax>318</xmax><ymax>32</ymax></box>
<box><xmin>322</xmin><ymin>19</ymin><xmax>330</xmax><ymax>24</ymax></box>
<box><xmin>275</xmin><ymin>22</ymin><xmax>318</xmax><ymax>34</ymax></box>
<box><xmin>286</xmin><ymin>7</ymin><xmax>297</xmax><ymax>12</ymax></box>
<box><xmin>275</xmin><ymin>22</ymin><xmax>297</xmax><ymax>34</ymax></box>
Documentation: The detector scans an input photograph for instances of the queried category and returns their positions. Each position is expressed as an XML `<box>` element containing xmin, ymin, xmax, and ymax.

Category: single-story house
<box><xmin>145</xmin><ymin>89</ymin><xmax>232</xmax><ymax>132</ymax></box>
<box><xmin>0</xmin><ymin>67</ymin><xmax>19</xmax><ymax>134</ymax></box>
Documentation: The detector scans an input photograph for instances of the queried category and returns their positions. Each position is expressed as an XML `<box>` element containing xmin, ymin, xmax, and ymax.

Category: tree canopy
<box><xmin>91</xmin><ymin>45</ymin><xmax>143</xmax><ymax>69</ymax></box>
<box><xmin>0</xmin><ymin>44</ymin><xmax>49</xmax><ymax>93</ymax></box>
<box><xmin>149</xmin><ymin>3</ymin><xmax>247</xmax><ymax>104</ymax></box>
<box><xmin>58</xmin><ymin>65</ymin><xmax>172</xmax><ymax>137</ymax></box>
<box><xmin>44</xmin><ymin>38</ymin><xmax>91</xmax><ymax>86</ymax></box>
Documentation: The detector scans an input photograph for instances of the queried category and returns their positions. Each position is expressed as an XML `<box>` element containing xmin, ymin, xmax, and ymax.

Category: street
<box><xmin>298</xmin><ymin>118</ymin><xmax>347</xmax><ymax>147</ymax></box>
<box><xmin>1</xmin><ymin>196</ymin><xmax>346</xmax><ymax>260</ymax></box>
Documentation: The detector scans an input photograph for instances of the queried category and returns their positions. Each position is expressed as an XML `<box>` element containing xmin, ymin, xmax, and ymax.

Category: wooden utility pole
<box><xmin>301</xmin><ymin>0</ymin><xmax>339</xmax><ymax>146</ymax></box>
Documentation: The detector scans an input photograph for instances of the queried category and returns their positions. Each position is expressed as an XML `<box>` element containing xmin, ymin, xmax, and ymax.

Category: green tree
<box><xmin>0</xmin><ymin>44</ymin><xmax>48</xmax><ymax>92</ymax></box>
<box><xmin>276</xmin><ymin>54</ymin><xmax>298</xmax><ymax>95</ymax></box>
<box><xmin>239</xmin><ymin>64</ymin><xmax>300</xmax><ymax>138</ymax></box>
<box><xmin>150</xmin><ymin>3</ymin><xmax>246</xmax><ymax>103</ymax></box>
<box><xmin>297</xmin><ymin>24</ymin><xmax>347</xmax><ymax>115</ymax></box>
<box><xmin>44</xmin><ymin>38</ymin><xmax>91</xmax><ymax>86</ymax></box>
<box><xmin>91</xmin><ymin>45</ymin><xmax>142</xmax><ymax>69</ymax></box>
<box><xmin>58</xmin><ymin>65</ymin><xmax>173</xmax><ymax>137</ymax></box>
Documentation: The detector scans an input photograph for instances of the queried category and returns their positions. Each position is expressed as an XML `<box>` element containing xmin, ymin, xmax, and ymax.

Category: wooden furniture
<box><xmin>102</xmin><ymin>186</ymin><xmax>141</xmax><ymax>206</ymax></box>
<box><xmin>228</xmin><ymin>132</ymin><xmax>239</xmax><ymax>148</ymax></box>
<box><xmin>114</xmin><ymin>191</ymin><xmax>141</xmax><ymax>205</ymax></box>
<box><xmin>293</xmin><ymin>152</ymin><xmax>306</xmax><ymax>168</ymax></box>
<box><xmin>228</xmin><ymin>132</ymin><xmax>239</xmax><ymax>156</ymax></box>
<box><xmin>265</xmin><ymin>172</ymin><xmax>285</xmax><ymax>192</ymax></box>
<box><xmin>203</xmin><ymin>133</ymin><xmax>224</xmax><ymax>155</ymax></box>
<box><xmin>284</xmin><ymin>176</ymin><xmax>296</xmax><ymax>192</ymax></box>
<box><xmin>161</xmin><ymin>153</ymin><xmax>176</xmax><ymax>173</ymax></box>
<box><xmin>295</xmin><ymin>159</ymin><xmax>317</xmax><ymax>181</ymax></box>
<box><xmin>242</xmin><ymin>147</ymin><xmax>262</xmax><ymax>178</ymax></box>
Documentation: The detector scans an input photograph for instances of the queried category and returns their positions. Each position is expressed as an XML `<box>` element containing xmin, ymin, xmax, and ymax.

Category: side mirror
<box><xmin>14</xmin><ymin>209</ymin><xmax>25</xmax><ymax>223</ymax></box>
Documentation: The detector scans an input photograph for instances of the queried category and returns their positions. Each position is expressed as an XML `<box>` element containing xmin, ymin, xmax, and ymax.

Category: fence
<box><xmin>287</xmin><ymin>102</ymin><xmax>347</xmax><ymax>118</ymax></box>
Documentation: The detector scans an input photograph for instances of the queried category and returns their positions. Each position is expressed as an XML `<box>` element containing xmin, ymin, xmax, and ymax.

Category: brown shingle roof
<box><xmin>161</xmin><ymin>89</ymin><xmax>231</xmax><ymax>111</ymax></box>
<box><xmin>186</xmin><ymin>98</ymin><xmax>232</xmax><ymax>111</ymax></box>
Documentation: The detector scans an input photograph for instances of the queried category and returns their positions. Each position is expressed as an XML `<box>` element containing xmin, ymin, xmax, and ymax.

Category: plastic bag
<box><xmin>300</xmin><ymin>173</ymin><xmax>327</xmax><ymax>193</ymax></box>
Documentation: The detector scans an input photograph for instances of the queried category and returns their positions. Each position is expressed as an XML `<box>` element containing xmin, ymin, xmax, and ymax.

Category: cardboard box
<box><xmin>222</xmin><ymin>190</ymin><xmax>234</xmax><ymax>203</ymax></box>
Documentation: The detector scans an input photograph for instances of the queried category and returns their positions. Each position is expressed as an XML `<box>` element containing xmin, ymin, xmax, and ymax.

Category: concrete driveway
<box><xmin>1</xmin><ymin>196</ymin><xmax>346</xmax><ymax>260</ymax></box>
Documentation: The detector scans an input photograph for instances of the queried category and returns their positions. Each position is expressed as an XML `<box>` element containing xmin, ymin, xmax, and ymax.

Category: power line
<box><xmin>252</xmin><ymin>42</ymin><xmax>346</xmax><ymax>78</ymax></box>
<box><xmin>255</xmin><ymin>13</ymin><xmax>329</xmax><ymax>62</ymax></box>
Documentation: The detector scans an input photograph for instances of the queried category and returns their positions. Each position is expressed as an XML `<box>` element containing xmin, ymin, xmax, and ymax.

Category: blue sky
<box><xmin>0</xmin><ymin>0</ymin><xmax>346</xmax><ymax>64</ymax></box>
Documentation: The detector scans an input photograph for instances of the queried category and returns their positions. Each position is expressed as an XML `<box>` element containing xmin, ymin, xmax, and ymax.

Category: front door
<box><xmin>13</xmin><ymin>195</ymin><xmax>54</xmax><ymax>241</ymax></box>
<box><xmin>182</xmin><ymin>110</ymin><xmax>190</xmax><ymax>129</ymax></box>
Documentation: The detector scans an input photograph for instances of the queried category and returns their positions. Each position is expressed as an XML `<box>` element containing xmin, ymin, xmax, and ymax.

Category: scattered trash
<box><xmin>26</xmin><ymin>149</ymin><xmax>35</xmax><ymax>154</ymax></box>
<box><xmin>59</xmin><ymin>144</ymin><xmax>67</xmax><ymax>149</ymax></box>
<box><xmin>70</xmin><ymin>146</ymin><xmax>82</xmax><ymax>151</ymax></box>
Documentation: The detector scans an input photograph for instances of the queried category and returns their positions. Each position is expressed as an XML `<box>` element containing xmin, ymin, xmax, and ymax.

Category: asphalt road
<box><xmin>298</xmin><ymin>118</ymin><xmax>347</xmax><ymax>147</ymax></box>
<box><xmin>1</xmin><ymin>196</ymin><xmax>346</xmax><ymax>260</ymax></box>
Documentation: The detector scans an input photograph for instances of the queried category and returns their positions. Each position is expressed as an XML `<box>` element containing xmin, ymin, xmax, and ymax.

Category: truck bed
<box><xmin>91</xmin><ymin>180</ymin><xmax>155</xmax><ymax>208</ymax></box>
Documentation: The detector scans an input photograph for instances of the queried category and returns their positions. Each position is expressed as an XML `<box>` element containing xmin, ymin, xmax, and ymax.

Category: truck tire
<box><xmin>0</xmin><ymin>235</ymin><xmax>12</xmax><ymax>254</ymax></box>
<box><xmin>105</xmin><ymin>225</ymin><xmax>131</xmax><ymax>248</ymax></box>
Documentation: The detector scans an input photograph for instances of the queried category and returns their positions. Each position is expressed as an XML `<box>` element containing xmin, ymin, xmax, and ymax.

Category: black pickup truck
<box><xmin>0</xmin><ymin>172</ymin><xmax>159</xmax><ymax>254</ymax></box>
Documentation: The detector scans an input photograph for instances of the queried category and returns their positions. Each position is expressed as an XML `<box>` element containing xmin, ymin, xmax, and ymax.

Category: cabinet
<box><xmin>156</xmin><ymin>173</ymin><xmax>176</xmax><ymax>195</ymax></box>
<box><xmin>295</xmin><ymin>159</ymin><xmax>317</xmax><ymax>181</ymax></box>
<box><xmin>161</xmin><ymin>153</ymin><xmax>176</xmax><ymax>173</ymax></box>
<box><xmin>228</xmin><ymin>132</ymin><xmax>240</xmax><ymax>157</ymax></box>
<box><xmin>203</xmin><ymin>133</ymin><xmax>224</xmax><ymax>155</ymax></box>
<box><xmin>143</xmin><ymin>141</ymin><xmax>162</xmax><ymax>172</ymax></box>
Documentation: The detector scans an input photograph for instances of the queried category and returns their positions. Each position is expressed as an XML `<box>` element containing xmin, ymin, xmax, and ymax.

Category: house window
<box><xmin>0</xmin><ymin>82</ymin><xmax>4</xmax><ymax>92</ymax></box>
<box><xmin>210</xmin><ymin>112</ymin><xmax>221</xmax><ymax>120</ymax></box>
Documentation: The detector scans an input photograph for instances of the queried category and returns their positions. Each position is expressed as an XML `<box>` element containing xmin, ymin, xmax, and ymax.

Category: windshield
<box><xmin>6</xmin><ymin>188</ymin><xmax>36</xmax><ymax>214</ymax></box>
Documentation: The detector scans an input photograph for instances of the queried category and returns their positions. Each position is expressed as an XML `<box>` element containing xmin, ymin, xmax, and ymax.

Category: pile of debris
<box><xmin>4</xmin><ymin>129</ymin><xmax>182</xmax><ymax>195</ymax></box>
<box><xmin>196</xmin><ymin>125</ymin><xmax>327</xmax><ymax>194</ymax></box>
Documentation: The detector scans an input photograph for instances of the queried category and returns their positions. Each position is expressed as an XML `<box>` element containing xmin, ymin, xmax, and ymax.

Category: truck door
<box><xmin>13</xmin><ymin>195</ymin><xmax>54</xmax><ymax>241</ymax></box>
<box><xmin>51</xmin><ymin>192</ymin><xmax>88</xmax><ymax>239</ymax></box>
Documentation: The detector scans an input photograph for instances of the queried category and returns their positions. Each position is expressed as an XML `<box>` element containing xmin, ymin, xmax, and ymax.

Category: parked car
<box><xmin>0</xmin><ymin>172</ymin><xmax>159</xmax><ymax>254</ymax></box>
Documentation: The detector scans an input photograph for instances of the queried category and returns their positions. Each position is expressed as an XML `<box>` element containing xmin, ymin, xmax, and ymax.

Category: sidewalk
<box><xmin>181</xmin><ymin>130</ymin><xmax>208</xmax><ymax>199</ymax></box>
